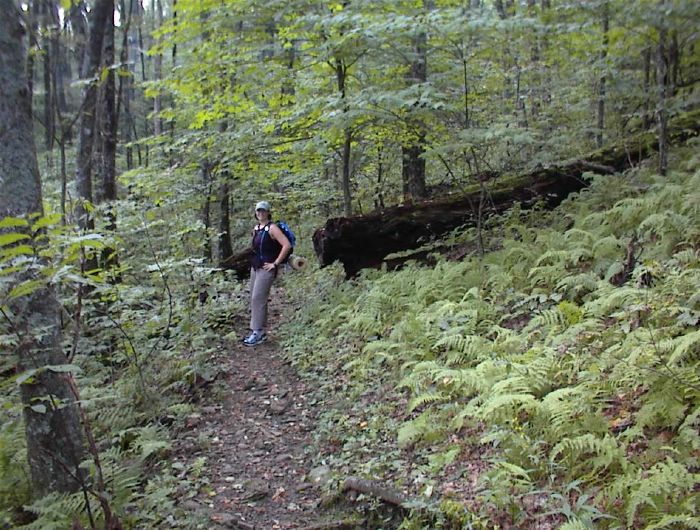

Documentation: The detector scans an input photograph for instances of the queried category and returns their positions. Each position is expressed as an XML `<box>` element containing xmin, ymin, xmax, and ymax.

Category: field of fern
<box><xmin>282</xmin><ymin>143</ymin><xmax>700</xmax><ymax>529</ymax></box>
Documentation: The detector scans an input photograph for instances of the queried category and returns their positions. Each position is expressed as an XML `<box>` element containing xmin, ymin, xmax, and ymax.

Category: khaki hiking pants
<box><xmin>249</xmin><ymin>267</ymin><xmax>276</xmax><ymax>331</ymax></box>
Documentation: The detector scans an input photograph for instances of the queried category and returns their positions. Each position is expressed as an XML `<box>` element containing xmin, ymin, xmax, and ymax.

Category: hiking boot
<box><xmin>243</xmin><ymin>330</ymin><xmax>267</xmax><ymax>346</ymax></box>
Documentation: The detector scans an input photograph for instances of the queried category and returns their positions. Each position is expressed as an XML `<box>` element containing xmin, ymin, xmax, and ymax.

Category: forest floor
<box><xmin>171</xmin><ymin>287</ymin><xmax>346</xmax><ymax>530</ymax></box>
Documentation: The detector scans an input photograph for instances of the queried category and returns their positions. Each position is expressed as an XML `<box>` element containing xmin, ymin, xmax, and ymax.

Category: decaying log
<box><xmin>220</xmin><ymin>247</ymin><xmax>253</xmax><ymax>279</ymax></box>
<box><xmin>312</xmin><ymin>161</ymin><xmax>597</xmax><ymax>277</ymax></box>
<box><xmin>313</xmin><ymin>109</ymin><xmax>700</xmax><ymax>277</ymax></box>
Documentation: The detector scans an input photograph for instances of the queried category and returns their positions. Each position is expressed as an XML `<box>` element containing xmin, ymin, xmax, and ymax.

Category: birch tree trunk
<box><xmin>0</xmin><ymin>0</ymin><xmax>85</xmax><ymax>496</ymax></box>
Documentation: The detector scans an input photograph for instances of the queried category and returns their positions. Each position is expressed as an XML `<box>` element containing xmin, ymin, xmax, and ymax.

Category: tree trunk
<box><xmin>334</xmin><ymin>56</ymin><xmax>353</xmax><ymax>216</ymax></box>
<box><xmin>596</xmin><ymin>1</ymin><xmax>609</xmax><ymax>148</ymax></box>
<box><xmin>655</xmin><ymin>3</ymin><xmax>669</xmax><ymax>176</ymax></box>
<box><xmin>97</xmin><ymin>0</ymin><xmax>117</xmax><ymax>205</ymax></box>
<box><xmin>117</xmin><ymin>0</ymin><xmax>134</xmax><ymax>169</ymax></box>
<box><xmin>217</xmin><ymin>180</ymin><xmax>233</xmax><ymax>267</ymax></box>
<box><xmin>0</xmin><ymin>0</ymin><xmax>85</xmax><ymax>496</ymax></box>
<box><xmin>74</xmin><ymin>0</ymin><xmax>112</xmax><ymax>230</ymax></box>
<box><xmin>97</xmin><ymin>0</ymin><xmax>119</xmax><ymax>275</ymax></box>
<box><xmin>41</xmin><ymin>0</ymin><xmax>55</xmax><ymax>150</ymax></box>
<box><xmin>201</xmin><ymin>162</ymin><xmax>212</xmax><ymax>262</ymax></box>
<box><xmin>642</xmin><ymin>46</ymin><xmax>652</xmax><ymax>129</ymax></box>
<box><xmin>68</xmin><ymin>0</ymin><xmax>88</xmax><ymax>72</ymax></box>
<box><xmin>401</xmin><ymin>5</ymin><xmax>429</xmax><ymax>202</ymax></box>
<box><xmin>153</xmin><ymin>0</ymin><xmax>163</xmax><ymax>136</ymax></box>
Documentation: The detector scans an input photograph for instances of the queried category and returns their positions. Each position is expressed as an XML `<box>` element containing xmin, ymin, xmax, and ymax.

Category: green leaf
<box><xmin>30</xmin><ymin>404</ymin><xmax>47</xmax><ymax>413</ymax></box>
<box><xmin>0</xmin><ymin>217</ymin><xmax>29</xmax><ymax>229</ymax></box>
<box><xmin>0</xmin><ymin>232</ymin><xmax>30</xmax><ymax>247</ymax></box>
<box><xmin>46</xmin><ymin>364</ymin><xmax>82</xmax><ymax>374</ymax></box>
<box><xmin>8</xmin><ymin>279</ymin><xmax>44</xmax><ymax>298</ymax></box>
<box><xmin>31</xmin><ymin>213</ymin><xmax>61</xmax><ymax>231</ymax></box>
<box><xmin>0</xmin><ymin>244</ymin><xmax>35</xmax><ymax>260</ymax></box>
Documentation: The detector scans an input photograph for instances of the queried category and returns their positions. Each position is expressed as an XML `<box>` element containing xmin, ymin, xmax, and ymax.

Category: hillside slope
<box><xmin>282</xmin><ymin>143</ymin><xmax>700</xmax><ymax>529</ymax></box>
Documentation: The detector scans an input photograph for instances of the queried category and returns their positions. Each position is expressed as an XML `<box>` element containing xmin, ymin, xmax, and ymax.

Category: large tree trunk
<box><xmin>0</xmin><ymin>1</ymin><xmax>85</xmax><ymax>496</ymax></box>
<box><xmin>313</xmin><ymin>109</ymin><xmax>700</xmax><ymax>277</ymax></box>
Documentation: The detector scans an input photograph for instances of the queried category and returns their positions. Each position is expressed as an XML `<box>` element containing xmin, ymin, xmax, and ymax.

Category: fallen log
<box><xmin>313</xmin><ymin>109</ymin><xmax>700</xmax><ymax>277</ymax></box>
<box><xmin>342</xmin><ymin>476</ymin><xmax>411</xmax><ymax>508</ymax></box>
<box><xmin>220</xmin><ymin>247</ymin><xmax>253</xmax><ymax>279</ymax></box>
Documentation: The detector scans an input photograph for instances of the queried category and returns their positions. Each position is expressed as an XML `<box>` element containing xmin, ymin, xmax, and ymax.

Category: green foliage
<box><xmin>283</xmin><ymin>149</ymin><xmax>700</xmax><ymax>527</ymax></box>
<box><xmin>1</xmin><ymin>196</ymin><xmax>244</xmax><ymax>526</ymax></box>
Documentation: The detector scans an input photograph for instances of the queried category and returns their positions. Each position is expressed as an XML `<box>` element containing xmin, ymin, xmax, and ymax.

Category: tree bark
<box><xmin>201</xmin><ymin>162</ymin><xmax>213</xmax><ymax>262</ymax></box>
<box><xmin>0</xmin><ymin>0</ymin><xmax>85</xmax><ymax>496</ymax></box>
<box><xmin>401</xmin><ymin>4</ymin><xmax>429</xmax><ymax>202</ymax></box>
<box><xmin>97</xmin><ymin>0</ymin><xmax>117</xmax><ymax>206</ymax></box>
<box><xmin>217</xmin><ymin>180</ymin><xmax>233</xmax><ymax>267</ymax></box>
<box><xmin>596</xmin><ymin>1</ymin><xmax>609</xmax><ymax>148</ymax></box>
<box><xmin>40</xmin><ymin>0</ymin><xmax>55</xmax><ymax>150</ymax></box>
<box><xmin>334</xmin><ymin>56</ymin><xmax>353</xmax><ymax>216</ymax></box>
<box><xmin>96</xmin><ymin>0</ymin><xmax>119</xmax><ymax>275</ymax></box>
<box><xmin>655</xmin><ymin>2</ymin><xmax>669</xmax><ymax>176</ymax></box>
<box><xmin>153</xmin><ymin>0</ymin><xmax>164</xmax><ymax>136</ymax></box>
<box><xmin>74</xmin><ymin>0</ymin><xmax>112</xmax><ymax>230</ymax></box>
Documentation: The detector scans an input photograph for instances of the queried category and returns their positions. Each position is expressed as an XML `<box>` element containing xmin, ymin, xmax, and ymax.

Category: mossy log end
<box><xmin>313</xmin><ymin>109</ymin><xmax>700</xmax><ymax>277</ymax></box>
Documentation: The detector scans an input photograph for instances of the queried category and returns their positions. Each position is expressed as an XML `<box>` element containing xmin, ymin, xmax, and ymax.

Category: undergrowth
<box><xmin>0</xmin><ymin>192</ymin><xmax>247</xmax><ymax>527</ymax></box>
<box><xmin>282</xmin><ymin>143</ymin><xmax>700</xmax><ymax>529</ymax></box>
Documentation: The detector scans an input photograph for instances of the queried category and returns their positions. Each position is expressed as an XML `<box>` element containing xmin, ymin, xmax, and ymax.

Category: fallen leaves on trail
<box><xmin>171</xmin><ymin>290</ymin><xmax>328</xmax><ymax>529</ymax></box>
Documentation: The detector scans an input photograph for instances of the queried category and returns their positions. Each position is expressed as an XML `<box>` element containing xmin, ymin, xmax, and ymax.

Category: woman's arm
<box><xmin>263</xmin><ymin>224</ymin><xmax>292</xmax><ymax>271</ymax></box>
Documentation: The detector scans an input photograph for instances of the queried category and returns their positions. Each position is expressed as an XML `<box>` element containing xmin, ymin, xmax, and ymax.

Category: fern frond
<box><xmin>20</xmin><ymin>491</ymin><xmax>84</xmax><ymax>529</ymax></box>
<box><xmin>478</xmin><ymin>393</ymin><xmax>537</xmax><ymax>422</ymax></box>
<box><xmin>556</xmin><ymin>272</ymin><xmax>600</xmax><ymax>297</ymax></box>
<box><xmin>626</xmin><ymin>458</ymin><xmax>699</xmax><ymax>527</ymax></box>
<box><xmin>407</xmin><ymin>392</ymin><xmax>447</xmax><ymax>413</ymax></box>
<box><xmin>644</xmin><ymin>515</ymin><xmax>700</xmax><ymax>530</ymax></box>
<box><xmin>550</xmin><ymin>433</ymin><xmax>625</xmax><ymax>471</ymax></box>
<box><xmin>664</xmin><ymin>329</ymin><xmax>700</xmax><ymax>366</ymax></box>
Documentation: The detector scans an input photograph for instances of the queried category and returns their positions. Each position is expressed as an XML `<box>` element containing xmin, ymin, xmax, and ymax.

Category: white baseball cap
<box><xmin>255</xmin><ymin>201</ymin><xmax>271</xmax><ymax>211</ymax></box>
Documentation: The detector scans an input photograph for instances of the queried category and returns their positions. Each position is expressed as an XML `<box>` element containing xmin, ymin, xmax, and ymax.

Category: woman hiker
<box><xmin>243</xmin><ymin>200</ymin><xmax>292</xmax><ymax>346</ymax></box>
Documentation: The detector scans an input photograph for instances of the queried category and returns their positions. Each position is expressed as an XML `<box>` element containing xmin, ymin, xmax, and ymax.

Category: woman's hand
<box><xmin>262</xmin><ymin>262</ymin><xmax>277</xmax><ymax>272</ymax></box>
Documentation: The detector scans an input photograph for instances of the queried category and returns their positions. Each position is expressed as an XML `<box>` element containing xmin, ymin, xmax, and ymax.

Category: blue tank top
<box><xmin>251</xmin><ymin>223</ymin><xmax>281</xmax><ymax>269</ymax></box>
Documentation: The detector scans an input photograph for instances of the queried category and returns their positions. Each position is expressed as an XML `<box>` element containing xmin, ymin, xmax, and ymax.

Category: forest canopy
<box><xmin>0</xmin><ymin>0</ymin><xmax>699</xmax><ymax>528</ymax></box>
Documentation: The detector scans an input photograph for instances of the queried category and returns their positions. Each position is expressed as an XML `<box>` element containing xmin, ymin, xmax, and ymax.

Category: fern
<box><xmin>644</xmin><ymin>515</ymin><xmax>700</xmax><ymax>530</ymax></box>
<box><xmin>550</xmin><ymin>433</ymin><xmax>625</xmax><ymax>472</ymax></box>
<box><xmin>20</xmin><ymin>492</ymin><xmax>85</xmax><ymax>529</ymax></box>
<box><xmin>663</xmin><ymin>329</ymin><xmax>700</xmax><ymax>366</ymax></box>
<box><xmin>625</xmin><ymin>458</ymin><xmax>699</xmax><ymax>528</ymax></box>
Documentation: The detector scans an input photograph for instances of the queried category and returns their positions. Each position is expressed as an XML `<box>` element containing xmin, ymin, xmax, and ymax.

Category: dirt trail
<box><xmin>173</xmin><ymin>289</ymin><xmax>334</xmax><ymax>529</ymax></box>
